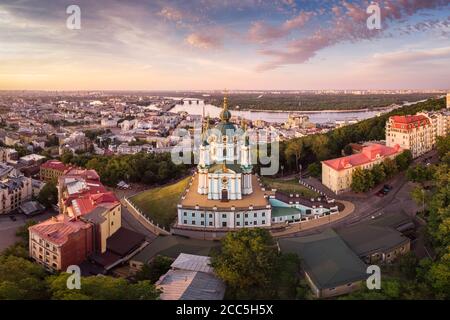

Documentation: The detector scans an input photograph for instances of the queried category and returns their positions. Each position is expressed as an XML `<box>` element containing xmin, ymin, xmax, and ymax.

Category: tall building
<box><xmin>30</xmin><ymin>168</ymin><xmax>122</xmax><ymax>271</ymax></box>
<box><xmin>176</xmin><ymin>96</ymin><xmax>272</xmax><ymax>232</ymax></box>
<box><xmin>29</xmin><ymin>215</ymin><xmax>93</xmax><ymax>271</ymax></box>
<box><xmin>0</xmin><ymin>170</ymin><xmax>32</xmax><ymax>214</ymax></box>
<box><xmin>322</xmin><ymin>143</ymin><xmax>403</xmax><ymax>194</ymax></box>
<box><xmin>385</xmin><ymin>115</ymin><xmax>433</xmax><ymax>158</ymax></box>
<box><xmin>417</xmin><ymin>110</ymin><xmax>450</xmax><ymax>146</ymax></box>
<box><xmin>447</xmin><ymin>93</ymin><xmax>450</xmax><ymax>109</ymax></box>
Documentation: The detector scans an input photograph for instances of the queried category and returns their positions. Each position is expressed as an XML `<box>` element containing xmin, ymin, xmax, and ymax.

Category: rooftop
<box><xmin>171</xmin><ymin>253</ymin><xmax>213</xmax><ymax>274</ymax></box>
<box><xmin>322</xmin><ymin>143</ymin><xmax>402</xmax><ymax>171</ymax></box>
<box><xmin>156</xmin><ymin>269</ymin><xmax>225</xmax><ymax>300</ymax></box>
<box><xmin>278</xmin><ymin>229</ymin><xmax>367</xmax><ymax>289</ymax></box>
<box><xmin>29</xmin><ymin>214</ymin><xmax>91</xmax><ymax>246</ymax></box>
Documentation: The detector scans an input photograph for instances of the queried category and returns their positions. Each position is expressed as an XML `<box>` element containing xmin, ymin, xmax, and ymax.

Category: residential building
<box><xmin>58</xmin><ymin>168</ymin><xmax>121</xmax><ymax>253</ymax></box>
<box><xmin>321</xmin><ymin>143</ymin><xmax>403</xmax><ymax>194</ymax></box>
<box><xmin>29</xmin><ymin>214</ymin><xmax>94</xmax><ymax>271</ymax></box>
<box><xmin>417</xmin><ymin>110</ymin><xmax>450</xmax><ymax>146</ymax></box>
<box><xmin>29</xmin><ymin>168</ymin><xmax>125</xmax><ymax>271</ymax></box>
<box><xmin>0</xmin><ymin>171</ymin><xmax>32</xmax><ymax>214</ymax></box>
<box><xmin>447</xmin><ymin>93</ymin><xmax>450</xmax><ymax>109</ymax></box>
<box><xmin>386</xmin><ymin>115</ymin><xmax>433</xmax><ymax>158</ymax></box>
<box><xmin>156</xmin><ymin>253</ymin><xmax>226</xmax><ymax>300</ymax></box>
<box><xmin>278</xmin><ymin>229</ymin><xmax>368</xmax><ymax>298</ymax></box>
<box><xmin>0</xmin><ymin>147</ymin><xmax>18</xmax><ymax>162</ymax></box>
<box><xmin>40</xmin><ymin>160</ymin><xmax>70</xmax><ymax>181</ymax></box>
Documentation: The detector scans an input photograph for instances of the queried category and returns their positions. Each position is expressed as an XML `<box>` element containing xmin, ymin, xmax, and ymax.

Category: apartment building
<box><xmin>0</xmin><ymin>171</ymin><xmax>32</xmax><ymax>214</ymax></box>
<box><xmin>29</xmin><ymin>168</ymin><xmax>122</xmax><ymax>271</ymax></box>
<box><xmin>385</xmin><ymin>115</ymin><xmax>433</xmax><ymax>158</ymax></box>
<box><xmin>40</xmin><ymin>160</ymin><xmax>70</xmax><ymax>182</ymax></box>
<box><xmin>0</xmin><ymin>147</ymin><xmax>18</xmax><ymax>163</ymax></box>
<box><xmin>58</xmin><ymin>168</ymin><xmax>121</xmax><ymax>253</ymax></box>
<box><xmin>321</xmin><ymin>143</ymin><xmax>403</xmax><ymax>194</ymax></box>
<box><xmin>29</xmin><ymin>214</ymin><xmax>93</xmax><ymax>271</ymax></box>
<box><xmin>417</xmin><ymin>110</ymin><xmax>450</xmax><ymax>146</ymax></box>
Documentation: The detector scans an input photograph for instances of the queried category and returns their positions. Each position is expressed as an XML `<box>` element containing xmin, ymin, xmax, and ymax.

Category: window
<box><xmin>236</xmin><ymin>222</ymin><xmax>240</xmax><ymax>226</ymax></box>
<box><xmin>245</xmin><ymin>221</ymin><xmax>248</xmax><ymax>226</ymax></box>
<box><xmin>209</xmin><ymin>214</ymin><xmax>213</xmax><ymax>218</ymax></box>
<box><xmin>209</xmin><ymin>221</ymin><xmax>213</xmax><ymax>226</ymax></box>
<box><xmin>192</xmin><ymin>221</ymin><xmax>196</xmax><ymax>225</ymax></box>
<box><xmin>222</xmin><ymin>214</ymin><xmax>226</xmax><ymax>218</ymax></box>
<box><xmin>222</xmin><ymin>222</ymin><xmax>227</xmax><ymax>227</ymax></box>
<box><xmin>111</xmin><ymin>221</ymin><xmax>114</xmax><ymax>226</ymax></box>
<box><xmin>244</xmin><ymin>213</ymin><xmax>248</xmax><ymax>218</ymax></box>
<box><xmin>262</xmin><ymin>212</ymin><xmax>265</xmax><ymax>217</ymax></box>
<box><xmin>52</xmin><ymin>263</ymin><xmax>57</xmax><ymax>268</ymax></box>
<box><xmin>192</xmin><ymin>213</ymin><xmax>195</xmax><ymax>217</ymax></box>
<box><xmin>183</xmin><ymin>212</ymin><xmax>187</xmax><ymax>216</ymax></box>
<box><xmin>262</xmin><ymin>220</ymin><xmax>265</xmax><ymax>224</ymax></box>
<box><xmin>254</xmin><ymin>213</ymin><xmax>257</xmax><ymax>218</ymax></box>
<box><xmin>236</xmin><ymin>214</ymin><xmax>240</xmax><ymax>218</ymax></box>
<box><xmin>254</xmin><ymin>221</ymin><xmax>257</xmax><ymax>225</ymax></box>
<box><xmin>183</xmin><ymin>220</ymin><xmax>187</xmax><ymax>224</ymax></box>
<box><xmin>201</xmin><ymin>221</ymin><xmax>204</xmax><ymax>226</ymax></box>
<box><xmin>201</xmin><ymin>213</ymin><xmax>204</xmax><ymax>218</ymax></box>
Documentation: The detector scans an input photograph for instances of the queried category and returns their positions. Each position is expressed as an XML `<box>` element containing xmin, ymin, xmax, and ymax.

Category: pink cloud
<box><xmin>185</xmin><ymin>32</ymin><xmax>223</xmax><ymax>49</ymax></box>
<box><xmin>248</xmin><ymin>11</ymin><xmax>313</xmax><ymax>43</ymax></box>
<box><xmin>256</xmin><ymin>0</ymin><xmax>450</xmax><ymax>71</ymax></box>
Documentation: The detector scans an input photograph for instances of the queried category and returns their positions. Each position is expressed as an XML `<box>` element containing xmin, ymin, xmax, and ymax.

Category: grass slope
<box><xmin>129</xmin><ymin>177</ymin><xmax>190</xmax><ymax>229</ymax></box>
<box><xmin>262</xmin><ymin>177</ymin><xmax>319</xmax><ymax>198</ymax></box>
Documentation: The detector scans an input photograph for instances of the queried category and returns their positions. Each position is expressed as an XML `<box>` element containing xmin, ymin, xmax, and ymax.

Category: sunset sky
<box><xmin>0</xmin><ymin>0</ymin><xmax>449</xmax><ymax>90</ymax></box>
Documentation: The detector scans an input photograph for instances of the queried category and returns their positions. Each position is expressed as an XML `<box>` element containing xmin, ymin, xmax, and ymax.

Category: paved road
<box><xmin>284</xmin><ymin>150</ymin><xmax>438</xmax><ymax>238</ymax></box>
<box><xmin>0</xmin><ymin>211</ymin><xmax>56</xmax><ymax>252</ymax></box>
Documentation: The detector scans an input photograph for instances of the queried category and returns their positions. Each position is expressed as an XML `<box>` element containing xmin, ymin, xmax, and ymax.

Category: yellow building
<box><xmin>321</xmin><ymin>144</ymin><xmax>402</xmax><ymax>194</ymax></box>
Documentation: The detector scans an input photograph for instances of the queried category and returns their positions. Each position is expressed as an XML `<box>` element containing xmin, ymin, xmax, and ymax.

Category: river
<box><xmin>167</xmin><ymin>98</ymin><xmax>427</xmax><ymax>125</ymax></box>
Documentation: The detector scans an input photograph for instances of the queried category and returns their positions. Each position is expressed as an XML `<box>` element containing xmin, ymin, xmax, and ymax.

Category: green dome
<box><xmin>215</xmin><ymin>121</ymin><xmax>236</xmax><ymax>136</ymax></box>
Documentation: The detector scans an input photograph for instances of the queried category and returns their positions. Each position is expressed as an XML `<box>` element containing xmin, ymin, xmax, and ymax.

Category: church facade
<box><xmin>176</xmin><ymin>96</ymin><xmax>272</xmax><ymax>231</ymax></box>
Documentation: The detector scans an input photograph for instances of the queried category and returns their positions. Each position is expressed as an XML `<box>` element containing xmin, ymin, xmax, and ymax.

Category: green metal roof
<box><xmin>271</xmin><ymin>206</ymin><xmax>301</xmax><ymax>218</ymax></box>
<box><xmin>278</xmin><ymin>229</ymin><xmax>367</xmax><ymax>290</ymax></box>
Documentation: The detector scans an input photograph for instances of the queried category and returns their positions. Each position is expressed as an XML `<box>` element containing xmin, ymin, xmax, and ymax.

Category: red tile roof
<box><xmin>322</xmin><ymin>144</ymin><xmax>402</xmax><ymax>171</ymax></box>
<box><xmin>41</xmin><ymin>160</ymin><xmax>69</xmax><ymax>172</ymax></box>
<box><xmin>29</xmin><ymin>214</ymin><xmax>91</xmax><ymax>246</ymax></box>
<box><xmin>389</xmin><ymin>115</ymin><xmax>430</xmax><ymax>130</ymax></box>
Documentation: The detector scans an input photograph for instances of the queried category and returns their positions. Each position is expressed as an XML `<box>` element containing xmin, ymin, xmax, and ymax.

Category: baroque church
<box><xmin>175</xmin><ymin>96</ymin><xmax>272</xmax><ymax>235</ymax></box>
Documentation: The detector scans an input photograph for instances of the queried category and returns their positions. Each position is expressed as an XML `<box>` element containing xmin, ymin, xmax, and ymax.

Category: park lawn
<box><xmin>128</xmin><ymin>177</ymin><xmax>190</xmax><ymax>229</ymax></box>
<box><xmin>262</xmin><ymin>177</ymin><xmax>319</xmax><ymax>198</ymax></box>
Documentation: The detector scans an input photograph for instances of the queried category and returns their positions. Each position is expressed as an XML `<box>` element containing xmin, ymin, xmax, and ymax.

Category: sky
<box><xmin>0</xmin><ymin>0</ymin><xmax>449</xmax><ymax>90</ymax></box>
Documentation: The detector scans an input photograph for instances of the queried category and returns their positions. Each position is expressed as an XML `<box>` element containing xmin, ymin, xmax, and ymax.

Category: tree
<box><xmin>351</xmin><ymin>168</ymin><xmax>374</xmax><ymax>193</ymax></box>
<box><xmin>0</xmin><ymin>255</ymin><xmax>50</xmax><ymax>300</ymax></box>
<box><xmin>211</xmin><ymin>228</ymin><xmax>278</xmax><ymax>299</ymax></box>
<box><xmin>135</xmin><ymin>255</ymin><xmax>172</xmax><ymax>283</ymax></box>
<box><xmin>307</xmin><ymin>162</ymin><xmax>321</xmax><ymax>178</ymax></box>
<box><xmin>15</xmin><ymin>220</ymin><xmax>37</xmax><ymax>244</ymax></box>
<box><xmin>382</xmin><ymin>157</ymin><xmax>398</xmax><ymax>178</ymax></box>
<box><xmin>343</xmin><ymin>144</ymin><xmax>353</xmax><ymax>156</ymax></box>
<box><xmin>285</xmin><ymin>139</ymin><xmax>303</xmax><ymax>172</ymax></box>
<box><xmin>395</xmin><ymin>150</ymin><xmax>413</xmax><ymax>171</ymax></box>
<box><xmin>37</xmin><ymin>181</ymin><xmax>58</xmax><ymax>208</ymax></box>
<box><xmin>371</xmin><ymin>163</ymin><xmax>386</xmax><ymax>185</ymax></box>
<box><xmin>47</xmin><ymin>273</ymin><xmax>160</xmax><ymax>300</ymax></box>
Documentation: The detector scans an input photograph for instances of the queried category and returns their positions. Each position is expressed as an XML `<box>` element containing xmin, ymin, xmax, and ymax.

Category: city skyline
<box><xmin>1</xmin><ymin>0</ymin><xmax>449</xmax><ymax>90</ymax></box>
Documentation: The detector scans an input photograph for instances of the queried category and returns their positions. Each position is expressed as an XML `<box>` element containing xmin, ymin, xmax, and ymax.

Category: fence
<box><xmin>123</xmin><ymin>198</ymin><xmax>171</xmax><ymax>236</ymax></box>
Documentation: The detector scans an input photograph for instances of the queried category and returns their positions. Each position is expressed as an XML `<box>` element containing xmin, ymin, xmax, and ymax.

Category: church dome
<box><xmin>215</xmin><ymin>96</ymin><xmax>236</xmax><ymax>136</ymax></box>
